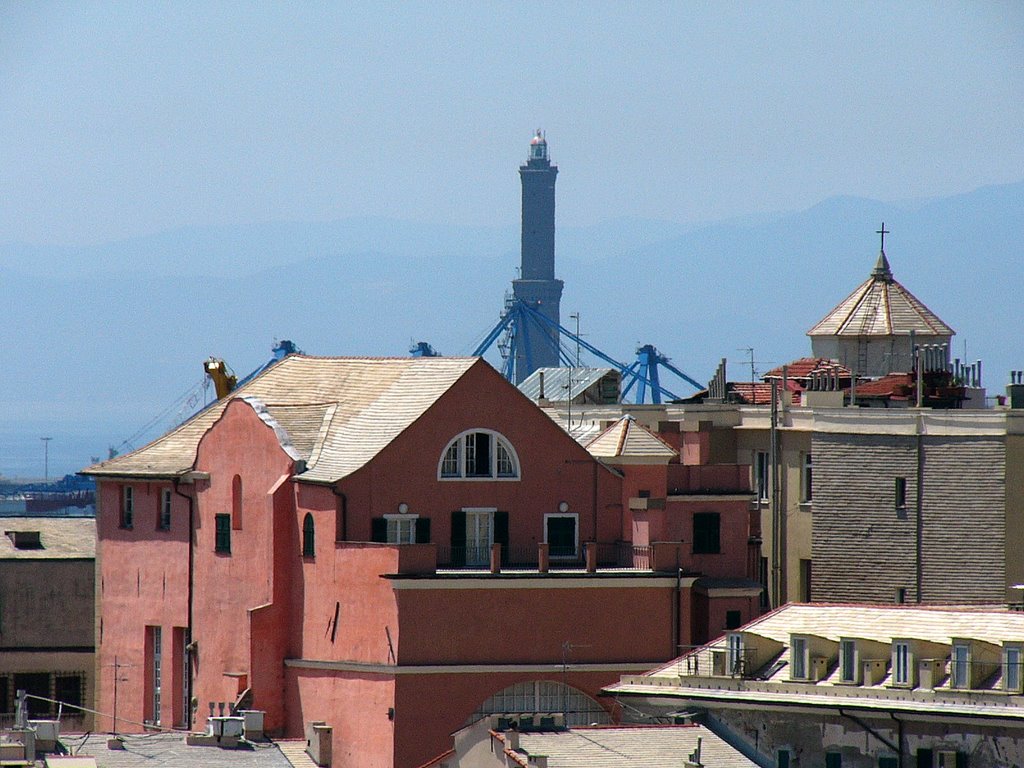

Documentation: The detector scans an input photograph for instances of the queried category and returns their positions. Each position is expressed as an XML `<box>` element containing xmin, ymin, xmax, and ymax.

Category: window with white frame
<box><xmin>839</xmin><ymin>638</ymin><xmax>857</xmax><ymax>683</ymax></box>
<box><xmin>727</xmin><ymin>633</ymin><xmax>744</xmax><ymax>676</ymax></box>
<box><xmin>951</xmin><ymin>642</ymin><xmax>970</xmax><ymax>689</ymax></box>
<box><xmin>439</xmin><ymin>430</ymin><xmax>520</xmax><ymax>480</ymax></box>
<box><xmin>790</xmin><ymin>636</ymin><xmax>808</xmax><ymax>680</ymax></box>
<box><xmin>800</xmin><ymin>452</ymin><xmax>812</xmax><ymax>503</ymax></box>
<box><xmin>386</xmin><ymin>515</ymin><xmax>418</xmax><ymax>544</ymax></box>
<box><xmin>1004</xmin><ymin>644</ymin><xmax>1022</xmax><ymax>693</ymax></box>
<box><xmin>754</xmin><ymin>451</ymin><xmax>769</xmax><ymax>501</ymax></box>
<box><xmin>468</xmin><ymin>680</ymin><xmax>610</xmax><ymax>728</ymax></box>
<box><xmin>893</xmin><ymin>641</ymin><xmax>911</xmax><ymax>686</ymax></box>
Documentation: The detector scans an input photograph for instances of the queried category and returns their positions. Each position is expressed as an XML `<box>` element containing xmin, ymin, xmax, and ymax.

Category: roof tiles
<box><xmin>83</xmin><ymin>355</ymin><xmax>478</xmax><ymax>484</ymax></box>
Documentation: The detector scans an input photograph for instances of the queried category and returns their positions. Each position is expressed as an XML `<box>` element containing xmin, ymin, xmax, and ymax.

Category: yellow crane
<box><xmin>203</xmin><ymin>358</ymin><xmax>238</xmax><ymax>400</ymax></box>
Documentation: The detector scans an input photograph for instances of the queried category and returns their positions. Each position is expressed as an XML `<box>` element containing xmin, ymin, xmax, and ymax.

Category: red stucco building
<box><xmin>84</xmin><ymin>354</ymin><xmax>760</xmax><ymax>767</ymax></box>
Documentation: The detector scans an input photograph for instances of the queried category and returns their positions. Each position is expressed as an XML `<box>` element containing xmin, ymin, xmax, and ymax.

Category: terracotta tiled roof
<box><xmin>853</xmin><ymin>372</ymin><xmax>915</xmax><ymax>397</ymax></box>
<box><xmin>763</xmin><ymin>357</ymin><xmax>852</xmax><ymax>380</ymax></box>
<box><xmin>585</xmin><ymin>416</ymin><xmax>677</xmax><ymax>461</ymax></box>
<box><xmin>808</xmin><ymin>253</ymin><xmax>954</xmax><ymax>338</ymax></box>
<box><xmin>82</xmin><ymin>355</ymin><xmax>479</xmax><ymax>483</ymax></box>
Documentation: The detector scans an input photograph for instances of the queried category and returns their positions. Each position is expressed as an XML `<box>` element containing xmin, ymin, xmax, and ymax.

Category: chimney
<box><xmin>1008</xmin><ymin>371</ymin><xmax>1024</xmax><ymax>409</ymax></box>
<box><xmin>685</xmin><ymin>736</ymin><xmax>703</xmax><ymax>768</ymax></box>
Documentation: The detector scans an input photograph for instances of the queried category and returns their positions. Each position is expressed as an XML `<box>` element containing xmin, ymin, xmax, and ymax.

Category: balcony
<box><xmin>667</xmin><ymin>464</ymin><xmax>752</xmax><ymax>496</ymax></box>
<box><xmin>382</xmin><ymin>541</ymin><xmax>676</xmax><ymax>575</ymax></box>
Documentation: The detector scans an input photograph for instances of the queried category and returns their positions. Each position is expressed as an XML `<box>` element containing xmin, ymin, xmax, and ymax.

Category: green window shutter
<box><xmin>451</xmin><ymin>510</ymin><xmax>466</xmax><ymax>566</ymax></box>
<box><xmin>494</xmin><ymin>511</ymin><xmax>509</xmax><ymax>564</ymax></box>
<box><xmin>415</xmin><ymin>518</ymin><xmax>431</xmax><ymax>544</ymax></box>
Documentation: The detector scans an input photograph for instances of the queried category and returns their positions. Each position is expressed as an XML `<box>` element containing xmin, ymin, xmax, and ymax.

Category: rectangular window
<box><xmin>692</xmin><ymin>512</ymin><xmax>721</xmax><ymax>554</ymax></box>
<box><xmin>465</xmin><ymin>432</ymin><xmax>492</xmax><ymax>477</ymax></box>
<box><xmin>790</xmin><ymin>636</ymin><xmax>807</xmax><ymax>680</ymax></box>
<box><xmin>159</xmin><ymin>489</ymin><xmax>172</xmax><ymax>530</ymax></box>
<box><xmin>727</xmin><ymin>633</ymin><xmax>743</xmax><ymax>676</ymax></box>
<box><xmin>755</xmin><ymin>451</ymin><xmax>769</xmax><ymax>501</ymax></box>
<box><xmin>441</xmin><ymin>442</ymin><xmax>460</xmax><ymax>477</ymax></box>
<box><xmin>386</xmin><ymin>516</ymin><xmax>417</xmax><ymax>544</ymax></box>
<box><xmin>545</xmin><ymin>514</ymin><xmax>578</xmax><ymax>559</ymax></box>
<box><xmin>777</xmin><ymin>749</ymin><xmax>791</xmax><ymax>768</ymax></box>
<box><xmin>895</xmin><ymin>477</ymin><xmax>907</xmax><ymax>509</ymax></box>
<box><xmin>893</xmin><ymin>642</ymin><xmax>911</xmax><ymax>686</ymax></box>
<box><xmin>725</xmin><ymin>610</ymin><xmax>742</xmax><ymax>630</ymax></box>
<box><xmin>800</xmin><ymin>452</ymin><xmax>812</xmax><ymax>503</ymax></box>
<box><xmin>54</xmin><ymin>674</ymin><xmax>83</xmax><ymax>711</ymax></box>
<box><xmin>122</xmin><ymin>486</ymin><xmax>134</xmax><ymax>529</ymax></box>
<box><xmin>151</xmin><ymin>626</ymin><xmax>162</xmax><ymax>724</ymax></box>
<box><xmin>826</xmin><ymin>753</ymin><xmax>842</xmax><ymax>768</ymax></box>
<box><xmin>840</xmin><ymin>639</ymin><xmax>857</xmax><ymax>683</ymax></box>
<box><xmin>879</xmin><ymin>758</ymin><xmax>899</xmax><ymax>768</ymax></box>
<box><xmin>1005</xmin><ymin>645</ymin><xmax>1022</xmax><ymax>692</ymax></box>
<box><xmin>799</xmin><ymin>559</ymin><xmax>812</xmax><ymax>602</ymax></box>
<box><xmin>951</xmin><ymin>642</ymin><xmax>969</xmax><ymax>689</ymax></box>
<box><xmin>214</xmin><ymin>514</ymin><xmax>231</xmax><ymax>553</ymax></box>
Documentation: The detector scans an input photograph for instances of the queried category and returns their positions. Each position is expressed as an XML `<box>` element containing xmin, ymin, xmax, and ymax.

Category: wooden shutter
<box><xmin>415</xmin><ymin>518</ymin><xmax>431</xmax><ymax>544</ymax></box>
<box><xmin>451</xmin><ymin>510</ymin><xmax>466</xmax><ymax>566</ymax></box>
<box><xmin>495</xmin><ymin>511</ymin><xmax>509</xmax><ymax>565</ymax></box>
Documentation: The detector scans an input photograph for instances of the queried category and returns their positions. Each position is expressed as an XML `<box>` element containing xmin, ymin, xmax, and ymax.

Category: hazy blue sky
<box><xmin>2</xmin><ymin>2</ymin><xmax>1022</xmax><ymax>246</ymax></box>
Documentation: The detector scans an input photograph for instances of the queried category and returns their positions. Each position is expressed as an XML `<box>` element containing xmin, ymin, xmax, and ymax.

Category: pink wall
<box><xmin>394</xmin><ymin>583</ymin><xmax>674</xmax><ymax>665</ymax></box>
<box><xmin>190</xmin><ymin>400</ymin><xmax>297</xmax><ymax>732</ymax></box>
<box><xmin>95</xmin><ymin>479</ymin><xmax>189</xmax><ymax>729</ymax></box>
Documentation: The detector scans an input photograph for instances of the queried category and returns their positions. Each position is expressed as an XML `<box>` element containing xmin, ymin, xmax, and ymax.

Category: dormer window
<box><xmin>1004</xmin><ymin>644</ymin><xmax>1022</xmax><ymax>693</ymax></box>
<box><xmin>439</xmin><ymin>430</ymin><xmax>520</xmax><ymax>480</ymax></box>
<box><xmin>839</xmin><ymin>638</ymin><xmax>858</xmax><ymax>683</ymax></box>
<box><xmin>893</xmin><ymin>641</ymin><xmax>912</xmax><ymax>687</ymax></box>
<box><xmin>950</xmin><ymin>642</ymin><xmax>970</xmax><ymax>689</ymax></box>
<box><xmin>5</xmin><ymin>530</ymin><xmax>42</xmax><ymax>550</ymax></box>
<box><xmin>790</xmin><ymin>636</ymin><xmax>809</xmax><ymax>680</ymax></box>
<box><xmin>727</xmin><ymin>633</ymin><xmax>744</xmax><ymax>676</ymax></box>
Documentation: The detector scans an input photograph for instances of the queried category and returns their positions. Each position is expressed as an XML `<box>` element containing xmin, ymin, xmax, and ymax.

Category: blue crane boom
<box><xmin>473</xmin><ymin>298</ymin><xmax>703</xmax><ymax>403</ymax></box>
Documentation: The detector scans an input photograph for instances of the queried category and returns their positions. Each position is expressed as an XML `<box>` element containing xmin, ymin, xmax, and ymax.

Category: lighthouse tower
<box><xmin>512</xmin><ymin>130</ymin><xmax>564</xmax><ymax>383</ymax></box>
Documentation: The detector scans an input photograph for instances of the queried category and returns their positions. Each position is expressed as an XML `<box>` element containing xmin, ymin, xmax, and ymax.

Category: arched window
<box><xmin>438</xmin><ymin>430</ymin><xmax>520</xmax><ymax>480</ymax></box>
<box><xmin>231</xmin><ymin>475</ymin><xmax>243</xmax><ymax>530</ymax></box>
<box><xmin>302</xmin><ymin>513</ymin><xmax>315</xmax><ymax>558</ymax></box>
<box><xmin>467</xmin><ymin>681</ymin><xmax>610</xmax><ymax>727</ymax></box>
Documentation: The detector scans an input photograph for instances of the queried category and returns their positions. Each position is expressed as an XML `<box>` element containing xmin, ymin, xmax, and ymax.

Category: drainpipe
<box><xmin>173</xmin><ymin>478</ymin><xmax>195</xmax><ymax>729</ymax></box>
<box><xmin>915</xmin><ymin>412</ymin><xmax>924</xmax><ymax>603</ymax></box>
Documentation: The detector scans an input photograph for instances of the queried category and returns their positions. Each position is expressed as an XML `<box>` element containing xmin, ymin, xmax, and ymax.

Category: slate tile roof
<box><xmin>0</xmin><ymin>516</ymin><xmax>95</xmax><ymax>559</ymax></box>
<box><xmin>611</xmin><ymin>604</ymin><xmax>1024</xmax><ymax>719</ymax></box>
<box><xmin>82</xmin><ymin>355</ymin><xmax>479</xmax><ymax>484</ymax></box>
<box><xmin>518</xmin><ymin>367</ymin><xmax>618</xmax><ymax>402</ymax></box>
<box><xmin>807</xmin><ymin>253</ymin><xmax>954</xmax><ymax>338</ymax></box>
<box><xmin>508</xmin><ymin>725</ymin><xmax>757</xmax><ymax>768</ymax></box>
<box><xmin>61</xmin><ymin>733</ymin><xmax>297</xmax><ymax>767</ymax></box>
<box><xmin>585</xmin><ymin>416</ymin><xmax>677</xmax><ymax>460</ymax></box>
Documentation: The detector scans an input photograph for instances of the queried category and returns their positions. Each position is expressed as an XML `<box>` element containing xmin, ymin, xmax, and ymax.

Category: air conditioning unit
<box><xmin>208</xmin><ymin>716</ymin><xmax>244</xmax><ymax>738</ymax></box>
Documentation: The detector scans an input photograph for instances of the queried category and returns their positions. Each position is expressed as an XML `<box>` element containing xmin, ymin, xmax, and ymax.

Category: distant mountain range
<box><xmin>2</xmin><ymin>180</ymin><xmax>1022</xmax><ymax>479</ymax></box>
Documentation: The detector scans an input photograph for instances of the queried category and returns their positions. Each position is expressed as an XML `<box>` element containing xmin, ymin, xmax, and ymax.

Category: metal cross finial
<box><xmin>876</xmin><ymin>223</ymin><xmax>890</xmax><ymax>252</ymax></box>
